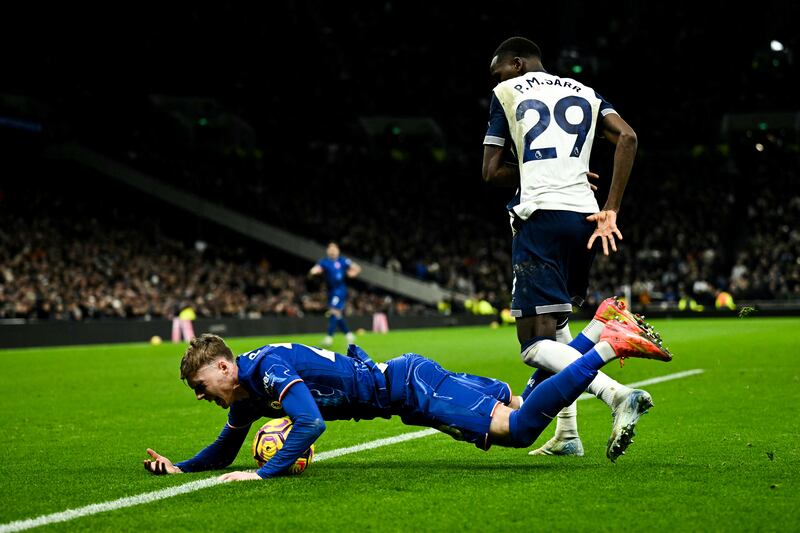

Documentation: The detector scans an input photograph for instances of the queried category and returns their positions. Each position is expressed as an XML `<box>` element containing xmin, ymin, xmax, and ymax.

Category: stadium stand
<box><xmin>1</xmin><ymin>1</ymin><xmax>798</xmax><ymax>324</ymax></box>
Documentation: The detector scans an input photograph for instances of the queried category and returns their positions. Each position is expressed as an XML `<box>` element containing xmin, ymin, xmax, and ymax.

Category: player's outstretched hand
<box><xmin>586</xmin><ymin>210</ymin><xmax>623</xmax><ymax>256</ymax></box>
<box><xmin>143</xmin><ymin>448</ymin><xmax>182</xmax><ymax>475</ymax></box>
<box><xmin>219</xmin><ymin>471</ymin><xmax>261</xmax><ymax>482</ymax></box>
<box><xmin>587</xmin><ymin>171</ymin><xmax>600</xmax><ymax>192</ymax></box>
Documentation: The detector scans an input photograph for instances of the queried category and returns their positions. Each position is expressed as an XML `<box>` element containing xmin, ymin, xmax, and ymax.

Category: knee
<box><xmin>520</xmin><ymin>336</ymin><xmax>553</xmax><ymax>366</ymax></box>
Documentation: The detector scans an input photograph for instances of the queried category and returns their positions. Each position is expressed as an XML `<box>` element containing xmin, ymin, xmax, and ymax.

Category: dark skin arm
<box><xmin>586</xmin><ymin>113</ymin><xmax>638</xmax><ymax>255</ymax></box>
<box><xmin>482</xmin><ymin>144</ymin><xmax>519</xmax><ymax>187</ymax></box>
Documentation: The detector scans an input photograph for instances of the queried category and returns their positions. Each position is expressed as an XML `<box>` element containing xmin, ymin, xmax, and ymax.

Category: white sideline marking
<box><xmin>314</xmin><ymin>428</ymin><xmax>439</xmax><ymax>462</ymax></box>
<box><xmin>576</xmin><ymin>368</ymin><xmax>705</xmax><ymax>401</ymax></box>
<box><xmin>0</xmin><ymin>369</ymin><xmax>703</xmax><ymax>532</ymax></box>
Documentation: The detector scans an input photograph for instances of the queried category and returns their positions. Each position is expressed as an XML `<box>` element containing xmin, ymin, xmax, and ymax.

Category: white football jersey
<box><xmin>486</xmin><ymin>71</ymin><xmax>618</xmax><ymax>219</ymax></box>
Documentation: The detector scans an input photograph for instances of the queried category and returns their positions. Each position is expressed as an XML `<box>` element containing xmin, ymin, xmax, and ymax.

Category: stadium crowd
<box><xmin>3</xmin><ymin>140</ymin><xmax>797</xmax><ymax>323</ymax></box>
<box><xmin>0</xmin><ymin>181</ymin><xmax>424</xmax><ymax>321</ymax></box>
<box><xmin>2</xmin><ymin>2</ymin><xmax>798</xmax><ymax>320</ymax></box>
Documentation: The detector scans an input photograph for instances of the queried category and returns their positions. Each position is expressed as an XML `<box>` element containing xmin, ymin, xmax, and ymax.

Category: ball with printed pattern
<box><xmin>252</xmin><ymin>417</ymin><xmax>315</xmax><ymax>474</ymax></box>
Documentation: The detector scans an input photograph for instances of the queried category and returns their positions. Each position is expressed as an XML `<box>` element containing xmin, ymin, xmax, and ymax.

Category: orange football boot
<box><xmin>599</xmin><ymin>319</ymin><xmax>672</xmax><ymax>363</ymax></box>
<box><xmin>594</xmin><ymin>297</ymin><xmax>664</xmax><ymax>345</ymax></box>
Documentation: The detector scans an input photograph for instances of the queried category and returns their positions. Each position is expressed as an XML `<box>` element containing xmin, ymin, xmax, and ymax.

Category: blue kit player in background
<box><xmin>308</xmin><ymin>241</ymin><xmax>361</xmax><ymax>347</ymax></box>
<box><xmin>143</xmin><ymin>312</ymin><xmax>671</xmax><ymax>481</ymax></box>
<box><xmin>481</xmin><ymin>37</ymin><xmax>652</xmax><ymax>460</ymax></box>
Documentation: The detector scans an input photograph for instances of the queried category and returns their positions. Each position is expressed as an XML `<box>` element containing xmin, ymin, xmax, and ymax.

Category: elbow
<box><xmin>312</xmin><ymin>417</ymin><xmax>326</xmax><ymax>438</ymax></box>
<box><xmin>619</xmin><ymin>130</ymin><xmax>638</xmax><ymax>151</ymax></box>
<box><xmin>481</xmin><ymin>160</ymin><xmax>495</xmax><ymax>184</ymax></box>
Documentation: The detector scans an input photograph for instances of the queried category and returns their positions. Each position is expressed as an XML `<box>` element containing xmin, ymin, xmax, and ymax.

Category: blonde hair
<box><xmin>180</xmin><ymin>333</ymin><xmax>234</xmax><ymax>381</ymax></box>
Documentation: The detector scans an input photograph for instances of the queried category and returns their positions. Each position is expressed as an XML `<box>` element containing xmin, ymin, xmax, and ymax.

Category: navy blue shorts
<box><xmin>385</xmin><ymin>354</ymin><xmax>512</xmax><ymax>450</ymax></box>
<box><xmin>510</xmin><ymin>210</ymin><xmax>596</xmax><ymax>318</ymax></box>
<box><xmin>328</xmin><ymin>291</ymin><xmax>347</xmax><ymax>311</ymax></box>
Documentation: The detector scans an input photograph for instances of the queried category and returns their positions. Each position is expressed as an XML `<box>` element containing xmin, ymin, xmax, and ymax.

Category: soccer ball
<box><xmin>252</xmin><ymin>417</ymin><xmax>314</xmax><ymax>474</ymax></box>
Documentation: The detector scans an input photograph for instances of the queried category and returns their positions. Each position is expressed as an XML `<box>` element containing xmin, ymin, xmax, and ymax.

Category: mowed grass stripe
<box><xmin>0</xmin><ymin>369</ymin><xmax>702</xmax><ymax>532</ymax></box>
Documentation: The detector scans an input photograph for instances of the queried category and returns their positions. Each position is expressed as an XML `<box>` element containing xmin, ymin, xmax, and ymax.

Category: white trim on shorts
<box><xmin>510</xmin><ymin>303</ymin><xmax>572</xmax><ymax>317</ymax></box>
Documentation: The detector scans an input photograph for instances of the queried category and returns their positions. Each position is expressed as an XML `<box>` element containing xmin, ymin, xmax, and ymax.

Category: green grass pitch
<box><xmin>1</xmin><ymin>317</ymin><xmax>798</xmax><ymax>531</ymax></box>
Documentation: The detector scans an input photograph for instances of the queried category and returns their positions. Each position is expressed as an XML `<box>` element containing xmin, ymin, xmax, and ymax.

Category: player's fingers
<box><xmin>145</xmin><ymin>461</ymin><xmax>158</xmax><ymax>474</ymax></box>
<box><xmin>602</xmin><ymin>235</ymin><xmax>609</xmax><ymax>256</ymax></box>
<box><xmin>146</xmin><ymin>448</ymin><xmax>160</xmax><ymax>460</ymax></box>
<box><xmin>587</xmin><ymin>233</ymin><xmax>597</xmax><ymax>250</ymax></box>
<box><xmin>587</xmin><ymin>171</ymin><xmax>600</xmax><ymax>179</ymax></box>
<box><xmin>590</xmin><ymin>184</ymin><xmax>598</xmax><ymax>192</ymax></box>
<box><xmin>609</xmin><ymin>235</ymin><xmax>617</xmax><ymax>252</ymax></box>
<box><xmin>614</xmin><ymin>228</ymin><xmax>623</xmax><ymax>240</ymax></box>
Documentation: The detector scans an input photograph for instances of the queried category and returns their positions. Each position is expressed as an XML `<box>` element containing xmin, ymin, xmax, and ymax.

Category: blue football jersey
<box><xmin>317</xmin><ymin>256</ymin><xmax>352</xmax><ymax>295</ymax></box>
<box><xmin>233</xmin><ymin>343</ymin><xmax>391</xmax><ymax>423</ymax></box>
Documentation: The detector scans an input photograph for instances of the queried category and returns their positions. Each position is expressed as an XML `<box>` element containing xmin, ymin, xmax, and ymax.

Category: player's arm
<box><xmin>598</xmin><ymin>113</ymin><xmax>637</xmax><ymax>212</ymax></box>
<box><xmin>144</xmin><ymin>422</ymin><xmax>251</xmax><ymax>475</ymax></box>
<box><xmin>587</xmin><ymin>113</ymin><xmax>638</xmax><ymax>255</ymax></box>
<box><xmin>220</xmin><ymin>382</ymin><xmax>326</xmax><ymax>482</ymax></box>
<box><xmin>482</xmin><ymin>93</ymin><xmax>519</xmax><ymax>187</ymax></box>
<box><xmin>144</xmin><ymin>422</ymin><xmax>252</xmax><ymax>475</ymax></box>
<box><xmin>482</xmin><ymin>145</ymin><xmax>520</xmax><ymax>187</ymax></box>
<box><xmin>346</xmin><ymin>261</ymin><xmax>361</xmax><ymax>278</ymax></box>
<box><xmin>254</xmin><ymin>382</ymin><xmax>325</xmax><ymax>479</ymax></box>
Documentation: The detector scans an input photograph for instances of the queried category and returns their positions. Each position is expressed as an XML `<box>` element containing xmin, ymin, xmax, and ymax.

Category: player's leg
<box><xmin>449</xmin><ymin>371</ymin><xmax>515</xmax><ymax>407</ymax></box>
<box><xmin>519</xmin><ymin>315</ymin><xmax>603</xmax><ymax>403</ymax></box>
<box><xmin>512</xmin><ymin>211</ymin><xmax>614</xmax><ymax>453</ymax></box>
<box><xmin>514</xmin><ymin>212</ymin><xmax>661</xmax><ymax>455</ymax></box>
<box><xmin>392</xmin><ymin>354</ymin><xmax>513</xmax><ymax>451</ymax></box>
<box><xmin>525</xmin><ymin>314</ymin><xmax>607</xmax><ymax>456</ymax></box>
<box><xmin>338</xmin><ymin>312</ymin><xmax>355</xmax><ymax>342</ymax></box>
<box><xmin>511</xmin><ymin>211</ymin><xmax>591</xmax><ymax>455</ymax></box>
<box><xmin>525</xmin><ymin>317</ymin><xmax>581</xmax><ymax>455</ymax></box>
<box><xmin>523</xmin><ymin>317</ymin><xmax>673</xmax><ymax>460</ymax></box>
<box><xmin>492</xmin><ymin>322</ymin><xmax>671</xmax><ymax>450</ymax></box>
<box><xmin>331</xmin><ymin>294</ymin><xmax>356</xmax><ymax>343</ymax></box>
<box><xmin>491</xmin><ymin>344</ymin><xmax>610</xmax><ymax>448</ymax></box>
<box><xmin>522</xmin><ymin>299</ymin><xmax>673</xmax><ymax>443</ymax></box>
<box><xmin>323</xmin><ymin>300</ymin><xmax>340</xmax><ymax>346</ymax></box>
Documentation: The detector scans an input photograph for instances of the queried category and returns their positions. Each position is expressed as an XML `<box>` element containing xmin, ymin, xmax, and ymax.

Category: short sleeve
<box><xmin>594</xmin><ymin>90</ymin><xmax>618</xmax><ymax>117</ymax></box>
<box><xmin>484</xmin><ymin>93</ymin><xmax>510</xmax><ymax>146</ymax></box>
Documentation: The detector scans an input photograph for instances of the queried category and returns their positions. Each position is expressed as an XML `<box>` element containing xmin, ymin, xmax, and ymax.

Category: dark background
<box><xmin>1</xmin><ymin>1</ymin><xmax>798</xmax><ymax>323</ymax></box>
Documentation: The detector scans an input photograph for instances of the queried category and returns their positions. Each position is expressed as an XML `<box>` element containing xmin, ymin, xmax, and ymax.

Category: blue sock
<box><xmin>327</xmin><ymin>315</ymin><xmax>337</xmax><ymax>336</ymax></box>
<box><xmin>508</xmin><ymin>348</ymin><xmax>605</xmax><ymax>447</ymax></box>
<box><xmin>568</xmin><ymin>332</ymin><xmax>595</xmax><ymax>355</ymax></box>
<box><xmin>338</xmin><ymin>317</ymin><xmax>351</xmax><ymax>334</ymax></box>
<box><xmin>521</xmin><ymin>368</ymin><xmax>553</xmax><ymax>401</ymax></box>
<box><xmin>520</xmin><ymin>332</ymin><xmax>595</xmax><ymax>400</ymax></box>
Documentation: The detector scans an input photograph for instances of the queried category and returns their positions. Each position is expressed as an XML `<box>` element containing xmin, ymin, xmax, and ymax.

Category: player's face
<box><xmin>187</xmin><ymin>360</ymin><xmax>236</xmax><ymax>408</ymax></box>
<box><xmin>490</xmin><ymin>55</ymin><xmax>522</xmax><ymax>84</ymax></box>
<box><xmin>327</xmin><ymin>243</ymin><xmax>339</xmax><ymax>259</ymax></box>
